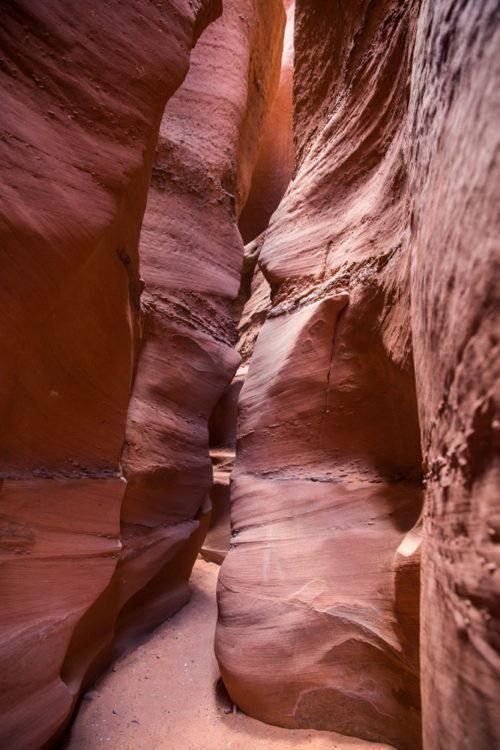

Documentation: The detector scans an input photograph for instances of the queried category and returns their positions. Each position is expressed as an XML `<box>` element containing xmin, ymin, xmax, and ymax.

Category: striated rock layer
<box><xmin>111</xmin><ymin>0</ymin><xmax>284</xmax><ymax>657</ymax></box>
<box><xmin>217</xmin><ymin>4</ymin><xmax>424</xmax><ymax>747</ymax></box>
<box><xmin>0</xmin><ymin>0</ymin><xmax>282</xmax><ymax>746</ymax></box>
<box><xmin>0</xmin><ymin>2</ymin><xmax>221</xmax><ymax>747</ymax></box>
<box><xmin>0</xmin><ymin>0</ymin><xmax>284</xmax><ymax>741</ymax></box>
<box><xmin>409</xmin><ymin>1</ymin><xmax>500</xmax><ymax>748</ymax></box>
<box><xmin>217</xmin><ymin>1</ymin><xmax>500</xmax><ymax>749</ymax></box>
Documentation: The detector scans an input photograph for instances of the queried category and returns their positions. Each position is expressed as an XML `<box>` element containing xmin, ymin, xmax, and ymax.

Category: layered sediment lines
<box><xmin>217</xmin><ymin>3</ymin><xmax>424</xmax><ymax>748</ymax></box>
<box><xmin>0</xmin><ymin>0</ymin><xmax>284</xmax><ymax>747</ymax></box>
<box><xmin>218</xmin><ymin>2</ymin><xmax>500</xmax><ymax>750</ymax></box>
<box><xmin>2</xmin><ymin>1</ymin><xmax>499</xmax><ymax>749</ymax></box>
<box><xmin>115</xmin><ymin>0</ymin><xmax>284</xmax><ymax>657</ymax></box>
<box><xmin>0</xmin><ymin>2</ymin><xmax>221</xmax><ymax>746</ymax></box>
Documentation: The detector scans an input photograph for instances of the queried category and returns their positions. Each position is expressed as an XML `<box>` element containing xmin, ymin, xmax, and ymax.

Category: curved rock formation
<box><xmin>217</xmin><ymin>3</ymin><xmax>424</xmax><ymax>748</ymax></box>
<box><xmin>217</xmin><ymin>2</ymin><xmax>500</xmax><ymax>749</ymax></box>
<box><xmin>1</xmin><ymin>0</ymin><xmax>498</xmax><ymax>748</ymax></box>
<box><xmin>0</xmin><ymin>0</ymin><xmax>283</xmax><ymax>745</ymax></box>
<box><xmin>110</xmin><ymin>0</ymin><xmax>284</xmax><ymax>658</ymax></box>
<box><xmin>0</xmin><ymin>2</ymin><xmax>222</xmax><ymax>746</ymax></box>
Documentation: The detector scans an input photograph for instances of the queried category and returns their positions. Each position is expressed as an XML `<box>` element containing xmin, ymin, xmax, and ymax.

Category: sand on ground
<box><xmin>64</xmin><ymin>559</ymin><xmax>394</xmax><ymax>750</ymax></box>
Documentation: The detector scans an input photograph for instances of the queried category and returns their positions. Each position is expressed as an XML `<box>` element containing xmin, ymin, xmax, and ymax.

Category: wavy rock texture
<box><xmin>217</xmin><ymin>3</ymin><xmax>424</xmax><ymax>748</ymax></box>
<box><xmin>114</xmin><ymin>0</ymin><xmax>284</xmax><ymax>636</ymax></box>
<box><xmin>205</xmin><ymin>0</ymin><xmax>295</xmax><ymax>563</ymax></box>
<box><xmin>0</xmin><ymin>1</ymin><xmax>222</xmax><ymax>747</ymax></box>
<box><xmin>409</xmin><ymin>2</ymin><xmax>500</xmax><ymax>748</ymax></box>
<box><xmin>218</xmin><ymin>2</ymin><xmax>500</xmax><ymax>749</ymax></box>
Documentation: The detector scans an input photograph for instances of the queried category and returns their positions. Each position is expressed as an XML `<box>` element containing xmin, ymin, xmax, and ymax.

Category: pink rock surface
<box><xmin>0</xmin><ymin>479</ymin><xmax>124</xmax><ymax>748</ymax></box>
<box><xmin>0</xmin><ymin>1</ymin><xmax>221</xmax><ymax>746</ymax></box>
<box><xmin>217</xmin><ymin>3</ymin><xmax>424</xmax><ymax>747</ymax></box>
<box><xmin>218</xmin><ymin>2</ymin><xmax>500</xmax><ymax>749</ymax></box>
<box><xmin>114</xmin><ymin>0</ymin><xmax>284</xmax><ymax>649</ymax></box>
<box><xmin>1</xmin><ymin>0</ymin><xmax>498</xmax><ymax>748</ymax></box>
<box><xmin>409</xmin><ymin>1</ymin><xmax>500</xmax><ymax>747</ymax></box>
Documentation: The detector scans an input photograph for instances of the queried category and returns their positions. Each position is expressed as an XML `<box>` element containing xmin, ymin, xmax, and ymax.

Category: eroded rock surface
<box><xmin>217</xmin><ymin>2</ymin><xmax>424</xmax><ymax>748</ymax></box>
<box><xmin>238</xmin><ymin>0</ymin><xmax>295</xmax><ymax>244</ymax></box>
<box><xmin>0</xmin><ymin>1</ymin><xmax>243</xmax><ymax>747</ymax></box>
<box><xmin>2</xmin><ymin>0</ymin><xmax>498</xmax><ymax>748</ymax></box>
<box><xmin>217</xmin><ymin>2</ymin><xmax>500</xmax><ymax>749</ymax></box>
<box><xmin>409</xmin><ymin>2</ymin><xmax>500</xmax><ymax>748</ymax></box>
<box><xmin>112</xmin><ymin>0</ymin><xmax>284</xmax><ymax>647</ymax></box>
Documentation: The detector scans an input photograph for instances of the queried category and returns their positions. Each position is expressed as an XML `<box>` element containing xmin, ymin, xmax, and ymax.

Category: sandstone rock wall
<box><xmin>217</xmin><ymin>2</ymin><xmax>500</xmax><ymax>749</ymax></box>
<box><xmin>1</xmin><ymin>1</ymin><xmax>498</xmax><ymax>748</ymax></box>
<box><xmin>0</xmin><ymin>3</ymin><xmax>222</xmax><ymax>746</ymax></box>
<box><xmin>202</xmin><ymin>233</ymin><xmax>272</xmax><ymax>564</ymax></box>
<box><xmin>238</xmin><ymin>0</ymin><xmax>295</xmax><ymax>244</ymax></box>
<box><xmin>217</xmin><ymin>4</ymin><xmax>424</xmax><ymax>747</ymax></box>
<box><xmin>409</xmin><ymin>1</ymin><xmax>500</xmax><ymax>748</ymax></box>
<box><xmin>112</xmin><ymin>0</ymin><xmax>284</xmax><ymax>657</ymax></box>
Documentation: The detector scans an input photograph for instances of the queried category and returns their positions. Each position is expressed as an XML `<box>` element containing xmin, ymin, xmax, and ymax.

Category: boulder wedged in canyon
<box><xmin>217</xmin><ymin>3</ymin><xmax>424</xmax><ymax>748</ymax></box>
<box><xmin>409</xmin><ymin>2</ymin><xmax>500</xmax><ymax>748</ymax></box>
<box><xmin>0</xmin><ymin>1</ymin><xmax>223</xmax><ymax>747</ymax></box>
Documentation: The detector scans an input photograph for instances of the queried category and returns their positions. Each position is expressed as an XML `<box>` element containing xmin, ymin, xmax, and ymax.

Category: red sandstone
<box><xmin>0</xmin><ymin>2</ymin><xmax>498</xmax><ymax>749</ymax></box>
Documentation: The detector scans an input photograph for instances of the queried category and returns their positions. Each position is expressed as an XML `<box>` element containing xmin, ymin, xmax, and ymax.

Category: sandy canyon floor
<box><xmin>63</xmin><ymin>560</ymin><xmax>394</xmax><ymax>750</ymax></box>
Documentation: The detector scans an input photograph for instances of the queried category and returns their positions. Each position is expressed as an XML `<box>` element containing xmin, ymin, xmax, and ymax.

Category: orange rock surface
<box><xmin>1</xmin><ymin>1</ymin><xmax>499</xmax><ymax>749</ymax></box>
<box><xmin>238</xmin><ymin>0</ymin><xmax>295</xmax><ymax>243</ymax></box>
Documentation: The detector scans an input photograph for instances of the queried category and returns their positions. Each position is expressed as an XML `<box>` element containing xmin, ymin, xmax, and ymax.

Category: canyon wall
<box><xmin>409</xmin><ymin>1</ymin><xmax>500</xmax><ymax>748</ymax></box>
<box><xmin>238</xmin><ymin>0</ymin><xmax>295</xmax><ymax>244</ymax></box>
<box><xmin>0</xmin><ymin>0</ymin><xmax>284</xmax><ymax>747</ymax></box>
<box><xmin>0</xmin><ymin>2</ymin><xmax>219</xmax><ymax>746</ymax></box>
<box><xmin>203</xmin><ymin>0</ymin><xmax>295</xmax><ymax>563</ymax></box>
<box><xmin>217</xmin><ymin>4</ymin><xmax>424</xmax><ymax>747</ymax></box>
<box><xmin>217</xmin><ymin>1</ymin><xmax>499</xmax><ymax>749</ymax></box>
<box><xmin>1</xmin><ymin>1</ymin><xmax>498</xmax><ymax>749</ymax></box>
<box><xmin>110</xmin><ymin>0</ymin><xmax>284</xmax><ymax>657</ymax></box>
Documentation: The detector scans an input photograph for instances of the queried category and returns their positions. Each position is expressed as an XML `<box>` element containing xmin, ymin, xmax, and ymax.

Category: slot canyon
<box><xmin>0</xmin><ymin>0</ymin><xmax>498</xmax><ymax>749</ymax></box>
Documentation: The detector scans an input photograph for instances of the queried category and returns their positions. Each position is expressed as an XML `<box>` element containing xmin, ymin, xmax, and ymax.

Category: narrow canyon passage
<box><xmin>64</xmin><ymin>560</ymin><xmax>393</xmax><ymax>750</ymax></box>
<box><xmin>0</xmin><ymin>1</ymin><xmax>499</xmax><ymax>750</ymax></box>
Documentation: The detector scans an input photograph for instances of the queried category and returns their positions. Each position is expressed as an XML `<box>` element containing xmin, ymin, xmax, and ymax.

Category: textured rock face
<box><xmin>217</xmin><ymin>4</ymin><xmax>423</xmax><ymax>747</ymax></box>
<box><xmin>409</xmin><ymin>2</ymin><xmax>500</xmax><ymax>748</ymax></box>
<box><xmin>115</xmin><ymin>0</ymin><xmax>284</xmax><ymax>642</ymax></box>
<box><xmin>2</xmin><ymin>1</ymin><xmax>498</xmax><ymax>748</ymax></box>
<box><xmin>0</xmin><ymin>1</ymin><xmax>266</xmax><ymax>747</ymax></box>
<box><xmin>218</xmin><ymin>2</ymin><xmax>500</xmax><ymax>749</ymax></box>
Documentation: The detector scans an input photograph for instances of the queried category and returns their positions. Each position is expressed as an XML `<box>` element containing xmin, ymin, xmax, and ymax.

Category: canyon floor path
<box><xmin>64</xmin><ymin>560</ymin><xmax>393</xmax><ymax>750</ymax></box>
